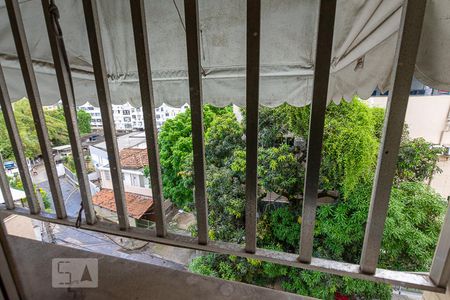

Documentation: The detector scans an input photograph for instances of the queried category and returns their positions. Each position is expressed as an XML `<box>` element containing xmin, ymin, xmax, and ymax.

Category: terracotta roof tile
<box><xmin>92</xmin><ymin>189</ymin><xmax>153</xmax><ymax>219</ymax></box>
<box><xmin>119</xmin><ymin>148</ymin><xmax>148</xmax><ymax>169</ymax></box>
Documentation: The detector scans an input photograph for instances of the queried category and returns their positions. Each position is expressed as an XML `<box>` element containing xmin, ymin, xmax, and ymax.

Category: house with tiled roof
<box><xmin>92</xmin><ymin>189</ymin><xmax>154</xmax><ymax>227</ymax></box>
<box><xmin>94</xmin><ymin>145</ymin><xmax>172</xmax><ymax>227</ymax></box>
<box><xmin>98</xmin><ymin>146</ymin><xmax>151</xmax><ymax>197</ymax></box>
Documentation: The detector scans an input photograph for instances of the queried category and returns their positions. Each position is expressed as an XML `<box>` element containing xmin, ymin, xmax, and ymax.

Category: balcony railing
<box><xmin>0</xmin><ymin>0</ymin><xmax>449</xmax><ymax>296</ymax></box>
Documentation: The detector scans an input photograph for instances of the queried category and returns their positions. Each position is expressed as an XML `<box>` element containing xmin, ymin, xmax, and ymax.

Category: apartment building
<box><xmin>112</xmin><ymin>102</ymin><xmax>143</xmax><ymax>131</ymax></box>
<box><xmin>77</xmin><ymin>101</ymin><xmax>189</xmax><ymax>131</ymax></box>
<box><xmin>155</xmin><ymin>103</ymin><xmax>189</xmax><ymax>128</ymax></box>
<box><xmin>77</xmin><ymin>101</ymin><xmax>103</xmax><ymax>129</ymax></box>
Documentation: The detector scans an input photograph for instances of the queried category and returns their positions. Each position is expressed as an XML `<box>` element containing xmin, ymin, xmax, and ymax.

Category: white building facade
<box><xmin>77</xmin><ymin>102</ymin><xmax>189</xmax><ymax>131</ymax></box>
<box><xmin>155</xmin><ymin>103</ymin><xmax>189</xmax><ymax>128</ymax></box>
<box><xmin>77</xmin><ymin>102</ymin><xmax>103</xmax><ymax>129</ymax></box>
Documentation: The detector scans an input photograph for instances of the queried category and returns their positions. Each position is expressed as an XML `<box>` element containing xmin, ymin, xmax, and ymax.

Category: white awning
<box><xmin>0</xmin><ymin>0</ymin><xmax>449</xmax><ymax>107</ymax></box>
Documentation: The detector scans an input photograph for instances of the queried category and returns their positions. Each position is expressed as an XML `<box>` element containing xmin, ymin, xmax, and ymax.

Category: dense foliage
<box><xmin>158</xmin><ymin>105</ymin><xmax>241</xmax><ymax>208</ymax></box>
<box><xmin>9</xmin><ymin>176</ymin><xmax>52</xmax><ymax>212</ymax></box>
<box><xmin>77</xmin><ymin>109</ymin><xmax>92</xmax><ymax>135</ymax></box>
<box><xmin>158</xmin><ymin>99</ymin><xmax>446</xmax><ymax>299</ymax></box>
<box><xmin>0</xmin><ymin>99</ymin><xmax>92</xmax><ymax>160</ymax></box>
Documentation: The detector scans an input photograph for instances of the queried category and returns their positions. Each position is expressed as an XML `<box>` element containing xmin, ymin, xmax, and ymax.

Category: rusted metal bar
<box><xmin>130</xmin><ymin>0</ymin><xmax>167</xmax><ymax>237</ymax></box>
<box><xmin>5</xmin><ymin>0</ymin><xmax>66</xmax><ymax>219</ymax></box>
<box><xmin>41</xmin><ymin>0</ymin><xmax>96</xmax><ymax>224</ymax></box>
<box><xmin>244</xmin><ymin>0</ymin><xmax>261</xmax><ymax>254</ymax></box>
<box><xmin>0</xmin><ymin>206</ymin><xmax>444</xmax><ymax>294</ymax></box>
<box><xmin>184</xmin><ymin>0</ymin><xmax>208</xmax><ymax>245</ymax></box>
<box><xmin>0</xmin><ymin>64</ymin><xmax>38</xmax><ymax>214</ymax></box>
<box><xmin>82</xmin><ymin>0</ymin><xmax>129</xmax><ymax>230</ymax></box>
<box><xmin>298</xmin><ymin>0</ymin><xmax>337</xmax><ymax>263</ymax></box>
<box><xmin>360</xmin><ymin>0</ymin><xmax>427</xmax><ymax>275</ymax></box>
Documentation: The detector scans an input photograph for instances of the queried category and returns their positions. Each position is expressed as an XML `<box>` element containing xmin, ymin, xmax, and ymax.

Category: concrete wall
<box><xmin>93</xmin><ymin>206</ymin><xmax>137</xmax><ymax>227</ymax></box>
<box><xmin>100</xmin><ymin>169</ymin><xmax>152</xmax><ymax>197</ymax></box>
<box><xmin>367</xmin><ymin>96</ymin><xmax>450</xmax><ymax>198</ymax></box>
<box><xmin>423</xmin><ymin>282</ymin><xmax>450</xmax><ymax>300</ymax></box>
<box><xmin>429</xmin><ymin>156</ymin><xmax>450</xmax><ymax>199</ymax></box>
<box><xmin>56</xmin><ymin>163</ymin><xmax>65</xmax><ymax>177</ymax></box>
<box><xmin>367</xmin><ymin>95</ymin><xmax>450</xmax><ymax>145</ymax></box>
<box><xmin>3</xmin><ymin>234</ymin><xmax>307</xmax><ymax>300</ymax></box>
<box><xmin>100</xmin><ymin>178</ymin><xmax>152</xmax><ymax>197</ymax></box>
<box><xmin>89</xmin><ymin>146</ymin><xmax>108</xmax><ymax>169</ymax></box>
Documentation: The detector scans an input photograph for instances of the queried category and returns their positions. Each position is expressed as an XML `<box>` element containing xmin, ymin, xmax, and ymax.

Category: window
<box><xmin>123</xmin><ymin>110</ymin><xmax>130</xmax><ymax>115</ymax></box>
<box><xmin>103</xmin><ymin>170</ymin><xmax>111</xmax><ymax>181</ymax></box>
<box><xmin>131</xmin><ymin>175</ymin><xmax>141</xmax><ymax>187</ymax></box>
<box><xmin>165</xmin><ymin>112</ymin><xmax>169</xmax><ymax>117</ymax></box>
<box><xmin>139</xmin><ymin>175</ymin><xmax>145</xmax><ymax>187</ymax></box>
<box><xmin>124</xmin><ymin>117</ymin><xmax>131</xmax><ymax>122</ymax></box>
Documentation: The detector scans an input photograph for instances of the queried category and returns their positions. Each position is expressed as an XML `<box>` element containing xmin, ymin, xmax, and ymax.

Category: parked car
<box><xmin>3</xmin><ymin>161</ymin><xmax>16</xmax><ymax>170</ymax></box>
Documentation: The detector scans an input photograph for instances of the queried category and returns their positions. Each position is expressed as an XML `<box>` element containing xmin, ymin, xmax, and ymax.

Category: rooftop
<box><xmin>119</xmin><ymin>148</ymin><xmax>148</xmax><ymax>170</ymax></box>
<box><xmin>92</xmin><ymin>189</ymin><xmax>153</xmax><ymax>219</ymax></box>
<box><xmin>91</xmin><ymin>132</ymin><xmax>147</xmax><ymax>151</ymax></box>
<box><xmin>52</xmin><ymin>145</ymin><xmax>72</xmax><ymax>152</ymax></box>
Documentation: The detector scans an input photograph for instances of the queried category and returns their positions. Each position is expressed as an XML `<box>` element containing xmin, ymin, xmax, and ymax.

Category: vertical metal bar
<box><xmin>41</xmin><ymin>0</ymin><xmax>96</xmax><ymax>224</ymax></box>
<box><xmin>360</xmin><ymin>0</ymin><xmax>427</xmax><ymax>274</ymax></box>
<box><xmin>0</xmin><ymin>64</ymin><xmax>39</xmax><ymax>214</ymax></box>
<box><xmin>245</xmin><ymin>0</ymin><xmax>261</xmax><ymax>254</ymax></box>
<box><xmin>82</xmin><ymin>0</ymin><xmax>129</xmax><ymax>230</ymax></box>
<box><xmin>130</xmin><ymin>0</ymin><xmax>167</xmax><ymax>237</ymax></box>
<box><xmin>184</xmin><ymin>0</ymin><xmax>208</xmax><ymax>245</ymax></box>
<box><xmin>5</xmin><ymin>0</ymin><xmax>66</xmax><ymax>219</ymax></box>
<box><xmin>298</xmin><ymin>0</ymin><xmax>336</xmax><ymax>263</ymax></box>
<box><xmin>430</xmin><ymin>203</ymin><xmax>450</xmax><ymax>287</ymax></box>
<box><xmin>0</xmin><ymin>154</ymin><xmax>14</xmax><ymax>209</ymax></box>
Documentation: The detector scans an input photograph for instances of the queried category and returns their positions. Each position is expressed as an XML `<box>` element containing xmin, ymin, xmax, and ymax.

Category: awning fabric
<box><xmin>0</xmin><ymin>0</ymin><xmax>449</xmax><ymax>108</ymax></box>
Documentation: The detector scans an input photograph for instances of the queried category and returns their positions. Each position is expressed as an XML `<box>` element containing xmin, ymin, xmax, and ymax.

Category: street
<box><xmin>29</xmin><ymin>163</ymin><xmax>194</xmax><ymax>271</ymax></box>
<box><xmin>38</xmin><ymin>177</ymin><xmax>83</xmax><ymax>218</ymax></box>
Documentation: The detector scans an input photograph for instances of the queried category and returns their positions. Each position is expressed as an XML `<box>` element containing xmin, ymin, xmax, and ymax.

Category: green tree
<box><xmin>158</xmin><ymin>105</ymin><xmax>240</xmax><ymax>208</ymax></box>
<box><xmin>160</xmin><ymin>99</ymin><xmax>446</xmax><ymax>299</ymax></box>
<box><xmin>206</xmin><ymin>164</ymin><xmax>245</xmax><ymax>242</ymax></box>
<box><xmin>0</xmin><ymin>99</ymin><xmax>70</xmax><ymax>159</ymax></box>
<box><xmin>396</xmin><ymin>135</ymin><xmax>443</xmax><ymax>183</ymax></box>
<box><xmin>38</xmin><ymin>107</ymin><xmax>69</xmax><ymax>146</ymax></box>
<box><xmin>64</xmin><ymin>154</ymin><xmax>76</xmax><ymax>174</ymax></box>
<box><xmin>77</xmin><ymin>109</ymin><xmax>92</xmax><ymax>135</ymax></box>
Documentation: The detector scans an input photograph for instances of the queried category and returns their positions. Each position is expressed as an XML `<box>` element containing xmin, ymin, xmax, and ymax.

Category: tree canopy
<box><xmin>157</xmin><ymin>99</ymin><xmax>446</xmax><ymax>299</ymax></box>
<box><xmin>0</xmin><ymin>99</ymin><xmax>92</xmax><ymax>160</ymax></box>
<box><xmin>77</xmin><ymin>109</ymin><xmax>92</xmax><ymax>135</ymax></box>
<box><xmin>158</xmin><ymin>105</ymin><xmax>241</xmax><ymax>208</ymax></box>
